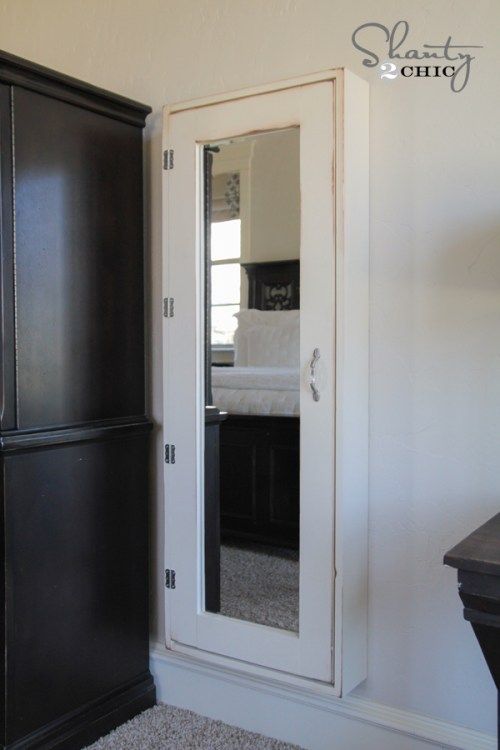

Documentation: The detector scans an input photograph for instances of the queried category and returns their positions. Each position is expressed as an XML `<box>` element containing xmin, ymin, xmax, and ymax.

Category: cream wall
<box><xmin>212</xmin><ymin>129</ymin><xmax>300</xmax><ymax>264</ymax></box>
<box><xmin>0</xmin><ymin>0</ymin><xmax>498</xmax><ymax>737</ymax></box>
<box><xmin>247</xmin><ymin>128</ymin><xmax>300</xmax><ymax>263</ymax></box>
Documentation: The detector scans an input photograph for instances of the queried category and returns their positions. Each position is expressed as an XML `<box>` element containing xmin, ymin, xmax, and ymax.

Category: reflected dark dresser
<box><xmin>0</xmin><ymin>51</ymin><xmax>155</xmax><ymax>748</ymax></box>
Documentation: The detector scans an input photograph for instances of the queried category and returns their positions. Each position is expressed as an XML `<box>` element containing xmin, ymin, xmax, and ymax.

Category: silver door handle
<box><xmin>309</xmin><ymin>348</ymin><xmax>320</xmax><ymax>402</ymax></box>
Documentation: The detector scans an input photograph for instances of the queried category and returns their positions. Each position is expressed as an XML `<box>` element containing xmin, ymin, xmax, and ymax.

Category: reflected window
<box><xmin>211</xmin><ymin>204</ymin><xmax>241</xmax><ymax>347</ymax></box>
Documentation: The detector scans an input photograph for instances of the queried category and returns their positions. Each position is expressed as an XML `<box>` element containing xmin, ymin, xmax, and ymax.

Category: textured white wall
<box><xmin>0</xmin><ymin>0</ymin><xmax>498</xmax><ymax>736</ymax></box>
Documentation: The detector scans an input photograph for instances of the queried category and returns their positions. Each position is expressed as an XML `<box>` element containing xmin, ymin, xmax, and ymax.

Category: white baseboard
<box><xmin>150</xmin><ymin>645</ymin><xmax>495</xmax><ymax>750</ymax></box>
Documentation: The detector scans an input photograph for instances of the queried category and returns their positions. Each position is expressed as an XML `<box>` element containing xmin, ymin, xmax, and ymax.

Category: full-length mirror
<box><xmin>204</xmin><ymin>128</ymin><xmax>300</xmax><ymax>632</ymax></box>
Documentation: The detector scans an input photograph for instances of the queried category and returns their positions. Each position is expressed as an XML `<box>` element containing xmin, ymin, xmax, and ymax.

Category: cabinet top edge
<box><xmin>0</xmin><ymin>48</ymin><xmax>152</xmax><ymax>127</ymax></box>
<box><xmin>165</xmin><ymin>67</ymin><xmax>367</xmax><ymax>115</ymax></box>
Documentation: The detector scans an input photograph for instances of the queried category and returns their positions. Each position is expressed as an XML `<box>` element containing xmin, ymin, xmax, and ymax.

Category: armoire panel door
<box><xmin>13</xmin><ymin>87</ymin><xmax>146</xmax><ymax>429</ymax></box>
<box><xmin>0</xmin><ymin>81</ymin><xmax>15</xmax><ymax>431</ymax></box>
<box><xmin>4</xmin><ymin>435</ymin><xmax>151</xmax><ymax>744</ymax></box>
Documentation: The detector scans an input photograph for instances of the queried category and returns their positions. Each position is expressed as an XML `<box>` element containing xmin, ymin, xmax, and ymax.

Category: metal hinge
<box><xmin>165</xmin><ymin>444</ymin><xmax>176</xmax><ymax>464</ymax></box>
<box><xmin>165</xmin><ymin>569</ymin><xmax>176</xmax><ymax>589</ymax></box>
<box><xmin>163</xmin><ymin>149</ymin><xmax>174</xmax><ymax>170</ymax></box>
<box><xmin>163</xmin><ymin>297</ymin><xmax>174</xmax><ymax>318</ymax></box>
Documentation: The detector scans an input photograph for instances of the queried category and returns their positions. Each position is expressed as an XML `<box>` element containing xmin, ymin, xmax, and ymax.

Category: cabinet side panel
<box><xmin>4</xmin><ymin>435</ymin><xmax>151</xmax><ymax>743</ymax></box>
<box><xmin>13</xmin><ymin>87</ymin><xmax>146</xmax><ymax>429</ymax></box>
<box><xmin>0</xmin><ymin>82</ymin><xmax>15</xmax><ymax>430</ymax></box>
<box><xmin>335</xmin><ymin>71</ymin><xmax>369</xmax><ymax>694</ymax></box>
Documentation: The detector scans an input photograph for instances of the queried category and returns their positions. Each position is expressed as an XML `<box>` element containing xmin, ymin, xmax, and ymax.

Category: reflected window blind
<box><xmin>211</xmin><ymin>172</ymin><xmax>240</xmax><ymax>222</ymax></box>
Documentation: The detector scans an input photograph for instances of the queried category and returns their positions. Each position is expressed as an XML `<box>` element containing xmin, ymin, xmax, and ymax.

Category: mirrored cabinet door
<box><xmin>163</xmin><ymin>71</ymin><xmax>369</xmax><ymax>691</ymax></box>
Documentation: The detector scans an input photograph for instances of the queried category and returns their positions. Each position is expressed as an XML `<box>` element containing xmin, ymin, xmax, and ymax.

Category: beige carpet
<box><xmin>85</xmin><ymin>704</ymin><xmax>302</xmax><ymax>749</ymax></box>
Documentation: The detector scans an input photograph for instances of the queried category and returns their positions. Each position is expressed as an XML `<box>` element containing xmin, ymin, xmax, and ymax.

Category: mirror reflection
<box><xmin>204</xmin><ymin>128</ymin><xmax>301</xmax><ymax>632</ymax></box>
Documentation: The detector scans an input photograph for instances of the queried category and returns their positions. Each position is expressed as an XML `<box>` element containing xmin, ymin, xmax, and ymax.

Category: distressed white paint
<box><xmin>0</xmin><ymin>0</ymin><xmax>497</xmax><ymax>739</ymax></box>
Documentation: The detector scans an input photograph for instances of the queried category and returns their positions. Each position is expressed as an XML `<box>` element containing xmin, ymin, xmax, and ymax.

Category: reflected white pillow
<box><xmin>235</xmin><ymin>309</ymin><xmax>299</xmax><ymax>330</ymax></box>
<box><xmin>241</xmin><ymin>324</ymin><xmax>299</xmax><ymax>367</ymax></box>
<box><xmin>234</xmin><ymin>309</ymin><xmax>299</xmax><ymax>366</ymax></box>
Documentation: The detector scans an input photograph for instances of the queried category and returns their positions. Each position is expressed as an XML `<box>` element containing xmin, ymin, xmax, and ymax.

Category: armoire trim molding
<box><xmin>0</xmin><ymin>417</ymin><xmax>153</xmax><ymax>452</ymax></box>
<box><xmin>6</xmin><ymin>673</ymin><xmax>155</xmax><ymax>750</ymax></box>
<box><xmin>150</xmin><ymin>645</ymin><xmax>495</xmax><ymax>750</ymax></box>
<box><xmin>0</xmin><ymin>49</ymin><xmax>151</xmax><ymax>126</ymax></box>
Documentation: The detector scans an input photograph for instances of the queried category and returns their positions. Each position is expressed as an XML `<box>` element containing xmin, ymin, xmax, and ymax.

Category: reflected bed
<box><xmin>213</xmin><ymin>261</ymin><xmax>300</xmax><ymax>550</ymax></box>
<box><xmin>212</xmin><ymin>365</ymin><xmax>299</xmax><ymax>417</ymax></box>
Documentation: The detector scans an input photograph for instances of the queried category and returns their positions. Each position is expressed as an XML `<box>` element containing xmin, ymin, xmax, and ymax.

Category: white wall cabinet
<box><xmin>162</xmin><ymin>69</ymin><xmax>369</xmax><ymax>695</ymax></box>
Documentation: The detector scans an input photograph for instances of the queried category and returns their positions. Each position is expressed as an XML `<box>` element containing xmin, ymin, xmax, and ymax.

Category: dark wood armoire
<box><xmin>0</xmin><ymin>51</ymin><xmax>155</xmax><ymax>749</ymax></box>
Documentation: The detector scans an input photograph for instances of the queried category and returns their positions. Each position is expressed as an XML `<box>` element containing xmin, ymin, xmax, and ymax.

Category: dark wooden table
<box><xmin>444</xmin><ymin>513</ymin><xmax>500</xmax><ymax>747</ymax></box>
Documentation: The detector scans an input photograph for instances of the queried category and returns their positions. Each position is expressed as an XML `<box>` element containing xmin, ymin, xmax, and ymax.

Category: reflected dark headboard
<box><xmin>241</xmin><ymin>259</ymin><xmax>300</xmax><ymax>310</ymax></box>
